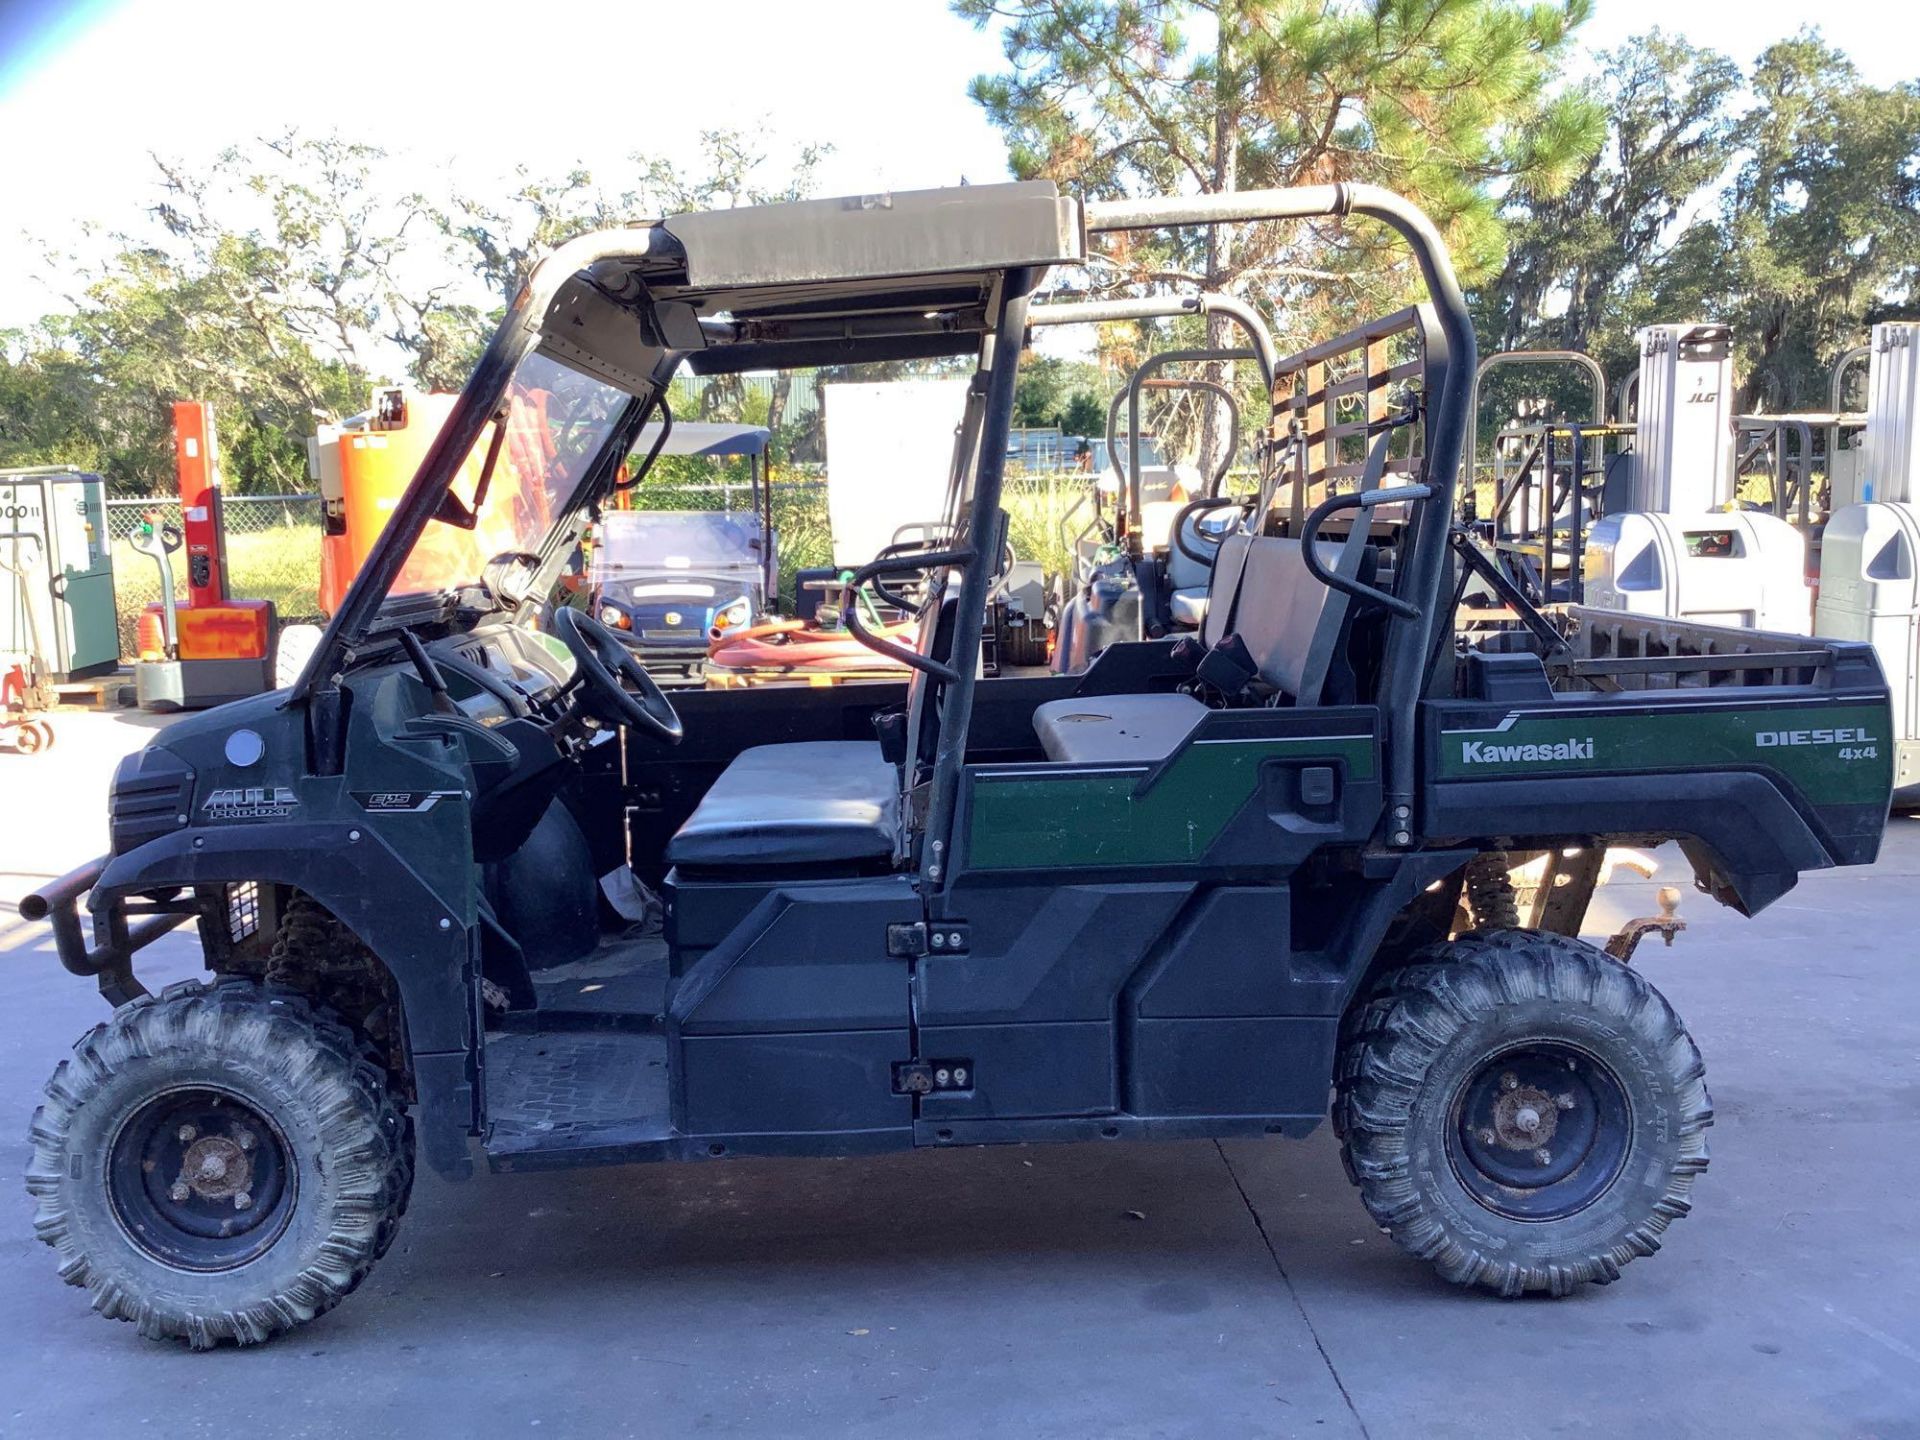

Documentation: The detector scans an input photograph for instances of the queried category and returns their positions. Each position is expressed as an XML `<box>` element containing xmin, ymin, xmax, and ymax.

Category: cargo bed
<box><xmin>1421</xmin><ymin>607</ymin><xmax>1896</xmax><ymax>914</ymax></box>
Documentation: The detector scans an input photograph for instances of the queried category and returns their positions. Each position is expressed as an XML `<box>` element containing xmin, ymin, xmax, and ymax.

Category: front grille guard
<box><xmin>20</xmin><ymin>856</ymin><xmax>196</xmax><ymax>1005</ymax></box>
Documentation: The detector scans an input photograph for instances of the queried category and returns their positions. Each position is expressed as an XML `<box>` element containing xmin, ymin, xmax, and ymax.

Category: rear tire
<box><xmin>1335</xmin><ymin>929</ymin><xmax>1711</xmax><ymax>1296</ymax></box>
<box><xmin>24</xmin><ymin>978</ymin><xmax>411</xmax><ymax>1347</ymax></box>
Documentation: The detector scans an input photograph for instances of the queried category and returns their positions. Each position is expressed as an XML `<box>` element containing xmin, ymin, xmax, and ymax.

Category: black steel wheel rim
<box><xmin>1447</xmin><ymin>1041</ymin><xmax>1631</xmax><ymax>1221</ymax></box>
<box><xmin>107</xmin><ymin>1086</ymin><xmax>297</xmax><ymax>1271</ymax></box>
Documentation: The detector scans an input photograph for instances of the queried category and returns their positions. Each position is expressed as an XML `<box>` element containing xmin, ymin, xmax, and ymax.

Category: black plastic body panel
<box><xmin>1129</xmin><ymin>1016</ymin><xmax>1337</xmax><ymax>1117</ymax></box>
<box><xmin>107</xmin><ymin>745</ymin><xmax>197</xmax><ymax>854</ymax></box>
<box><xmin>678</xmin><ymin>1029</ymin><xmax>912</xmax><ymax>1140</ymax></box>
<box><xmin>1132</xmin><ymin>886</ymin><xmax>1297</xmax><ymax>1017</ymax></box>
<box><xmin>912</xmin><ymin>883</ymin><xmax>1191</xmax><ymax>1025</ymax></box>
<box><xmin>1426</xmin><ymin>772</ymin><xmax>1828</xmax><ymax>914</ymax></box>
<box><xmin>916</xmin><ymin>1020</ymin><xmax>1115</xmax><ymax>1119</ymax></box>
<box><xmin>487</xmin><ymin>801</ymin><xmax>599</xmax><ymax>970</ymax></box>
<box><xmin>668</xmin><ymin>877</ymin><xmax>919</xmax><ymax>1036</ymax></box>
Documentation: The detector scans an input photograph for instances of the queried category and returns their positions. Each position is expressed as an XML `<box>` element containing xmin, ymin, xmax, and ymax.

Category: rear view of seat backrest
<box><xmin>1201</xmin><ymin>533</ymin><xmax>1355</xmax><ymax>703</ymax></box>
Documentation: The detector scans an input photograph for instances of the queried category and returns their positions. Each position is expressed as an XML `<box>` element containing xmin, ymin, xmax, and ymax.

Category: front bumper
<box><xmin>21</xmin><ymin>854</ymin><xmax>191</xmax><ymax>1004</ymax></box>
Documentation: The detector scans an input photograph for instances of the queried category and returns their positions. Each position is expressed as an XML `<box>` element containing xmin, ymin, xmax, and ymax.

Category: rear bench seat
<box><xmin>1031</xmin><ymin>532</ymin><xmax>1360</xmax><ymax>764</ymax></box>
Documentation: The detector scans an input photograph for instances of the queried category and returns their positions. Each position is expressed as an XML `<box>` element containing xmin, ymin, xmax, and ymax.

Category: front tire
<box><xmin>1335</xmin><ymin>930</ymin><xmax>1711</xmax><ymax>1296</ymax></box>
<box><xmin>25</xmin><ymin>978</ymin><xmax>411</xmax><ymax>1347</ymax></box>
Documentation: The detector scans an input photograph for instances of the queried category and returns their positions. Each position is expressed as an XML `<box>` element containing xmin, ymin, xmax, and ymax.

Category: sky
<box><xmin>0</xmin><ymin>0</ymin><xmax>1915</xmax><ymax>338</ymax></box>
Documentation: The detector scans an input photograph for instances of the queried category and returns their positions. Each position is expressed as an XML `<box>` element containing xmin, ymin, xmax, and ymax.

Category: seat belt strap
<box><xmin>1295</xmin><ymin>429</ymin><xmax>1393</xmax><ymax>706</ymax></box>
<box><xmin>1209</xmin><ymin>535</ymin><xmax>1259</xmax><ymax>647</ymax></box>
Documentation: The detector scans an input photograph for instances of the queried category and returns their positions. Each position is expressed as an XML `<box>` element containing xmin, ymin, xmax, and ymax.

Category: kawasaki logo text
<box><xmin>1459</xmin><ymin>737</ymin><xmax>1595</xmax><ymax>764</ymax></box>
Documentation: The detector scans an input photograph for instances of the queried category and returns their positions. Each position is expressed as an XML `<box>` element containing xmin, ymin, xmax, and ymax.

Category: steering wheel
<box><xmin>551</xmin><ymin>605</ymin><xmax>683</xmax><ymax>744</ymax></box>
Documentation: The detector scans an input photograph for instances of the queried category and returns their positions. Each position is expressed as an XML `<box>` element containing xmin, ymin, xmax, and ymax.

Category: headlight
<box><xmin>711</xmin><ymin>595</ymin><xmax>753</xmax><ymax>632</ymax></box>
<box><xmin>598</xmin><ymin>604</ymin><xmax>630</xmax><ymax>630</ymax></box>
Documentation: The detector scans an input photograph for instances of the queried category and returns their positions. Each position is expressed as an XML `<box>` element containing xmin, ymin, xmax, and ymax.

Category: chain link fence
<box><xmin>103</xmin><ymin>471</ymin><xmax>1096</xmax><ymax>655</ymax></box>
<box><xmin>106</xmin><ymin>494</ymin><xmax>325</xmax><ymax>655</ymax></box>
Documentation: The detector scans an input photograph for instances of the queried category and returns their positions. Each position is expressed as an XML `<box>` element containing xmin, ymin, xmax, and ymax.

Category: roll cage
<box><xmin>293</xmin><ymin>179</ymin><xmax>1476</xmax><ymax>860</ymax></box>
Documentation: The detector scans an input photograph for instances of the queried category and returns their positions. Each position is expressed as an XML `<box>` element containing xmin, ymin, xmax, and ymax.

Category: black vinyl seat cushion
<box><xmin>667</xmin><ymin>741</ymin><xmax>900</xmax><ymax>868</ymax></box>
<box><xmin>1032</xmin><ymin>693</ymin><xmax>1209</xmax><ymax>765</ymax></box>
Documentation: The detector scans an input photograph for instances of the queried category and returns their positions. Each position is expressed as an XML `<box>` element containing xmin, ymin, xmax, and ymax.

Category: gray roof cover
<box><xmin>659</xmin><ymin>181</ymin><xmax>1083</xmax><ymax>289</ymax></box>
<box><xmin>638</xmin><ymin>421</ymin><xmax>770</xmax><ymax>457</ymax></box>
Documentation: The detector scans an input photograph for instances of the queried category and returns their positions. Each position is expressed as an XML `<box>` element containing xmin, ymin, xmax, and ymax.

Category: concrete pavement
<box><xmin>2</xmin><ymin>711</ymin><xmax>1916</xmax><ymax>1438</ymax></box>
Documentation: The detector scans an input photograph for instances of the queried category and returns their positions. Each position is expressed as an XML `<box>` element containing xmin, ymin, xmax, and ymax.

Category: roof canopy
<box><xmin>528</xmin><ymin>182</ymin><xmax>1085</xmax><ymax>386</ymax></box>
<box><xmin>638</xmin><ymin>421</ymin><xmax>770</xmax><ymax>457</ymax></box>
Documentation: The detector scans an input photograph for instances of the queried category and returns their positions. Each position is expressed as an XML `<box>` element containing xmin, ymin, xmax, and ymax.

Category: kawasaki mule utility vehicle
<box><xmin>22</xmin><ymin>181</ymin><xmax>1895</xmax><ymax>1347</ymax></box>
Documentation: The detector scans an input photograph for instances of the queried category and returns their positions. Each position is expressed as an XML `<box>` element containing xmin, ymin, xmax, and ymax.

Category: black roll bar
<box><xmin>1299</xmin><ymin>486</ymin><xmax>1434</xmax><ymax>619</ymax></box>
<box><xmin>841</xmin><ymin>545</ymin><xmax>977</xmax><ymax>682</ymax></box>
<box><xmin>1087</xmin><ymin>185</ymin><xmax>1477</xmax><ymax>843</ymax></box>
<box><xmin>923</xmin><ymin>269</ymin><xmax>1041</xmax><ymax>887</ymax></box>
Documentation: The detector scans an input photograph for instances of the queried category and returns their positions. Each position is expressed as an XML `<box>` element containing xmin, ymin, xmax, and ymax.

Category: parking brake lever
<box><xmin>398</xmin><ymin>629</ymin><xmax>461</xmax><ymax>715</ymax></box>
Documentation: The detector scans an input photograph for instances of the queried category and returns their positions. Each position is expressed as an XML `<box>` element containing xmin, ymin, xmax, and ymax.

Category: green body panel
<box><xmin>1435</xmin><ymin>701</ymin><xmax>1895</xmax><ymax>809</ymax></box>
<box><xmin>964</xmin><ymin>734</ymin><xmax>1376</xmax><ymax>871</ymax></box>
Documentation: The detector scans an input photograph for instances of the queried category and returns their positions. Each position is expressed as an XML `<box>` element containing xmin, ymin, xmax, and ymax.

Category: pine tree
<box><xmin>955</xmin><ymin>0</ymin><xmax>1604</xmax><ymax>468</ymax></box>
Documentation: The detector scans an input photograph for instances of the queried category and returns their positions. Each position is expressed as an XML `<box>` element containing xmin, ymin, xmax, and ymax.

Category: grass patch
<box><xmin>110</xmin><ymin>522</ymin><xmax>322</xmax><ymax>654</ymax></box>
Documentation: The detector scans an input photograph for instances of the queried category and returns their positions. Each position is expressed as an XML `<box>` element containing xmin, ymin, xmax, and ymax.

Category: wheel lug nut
<box><xmin>233</xmin><ymin>1128</ymin><xmax>255</xmax><ymax>1151</ymax></box>
<box><xmin>1500</xmin><ymin>1073</ymin><xmax>1519</xmax><ymax>1091</ymax></box>
<box><xmin>1533</xmin><ymin>1148</ymin><xmax>1552</xmax><ymax>1166</ymax></box>
<box><xmin>1556</xmin><ymin>1093</ymin><xmax>1575</xmax><ymax>1110</ymax></box>
<box><xmin>176</xmin><ymin>1124</ymin><xmax>197</xmax><ymax>1142</ymax></box>
<box><xmin>1478</xmin><ymin>1128</ymin><xmax>1496</xmax><ymax>1145</ymax></box>
<box><xmin>234</xmin><ymin>1192</ymin><xmax>253</xmax><ymax>1211</ymax></box>
<box><xmin>169</xmin><ymin>1182</ymin><xmax>191</xmax><ymax>1202</ymax></box>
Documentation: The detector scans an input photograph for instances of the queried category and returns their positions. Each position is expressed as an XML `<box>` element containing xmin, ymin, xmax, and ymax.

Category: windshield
<box><xmin>592</xmin><ymin>511</ymin><xmax>767</xmax><ymax>578</ymax></box>
<box><xmin>393</xmin><ymin>350</ymin><xmax>629</xmax><ymax>597</ymax></box>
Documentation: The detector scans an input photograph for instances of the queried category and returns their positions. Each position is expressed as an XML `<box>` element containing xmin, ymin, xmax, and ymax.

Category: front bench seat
<box><xmin>666</xmin><ymin>741</ymin><xmax>899</xmax><ymax>868</ymax></box>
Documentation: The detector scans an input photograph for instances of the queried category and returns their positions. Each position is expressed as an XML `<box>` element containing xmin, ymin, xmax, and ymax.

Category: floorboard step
<box><xmin>484</xmin><ymin>1030</ymin><xmax>673</xmax><ymax>1167</ymax></box>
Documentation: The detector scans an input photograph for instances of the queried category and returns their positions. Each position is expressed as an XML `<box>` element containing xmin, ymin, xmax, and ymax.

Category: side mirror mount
<box><xmin>480</xmin><ymin>551</ymin><xmax>542</xmax><ymax>607</ymax></box>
